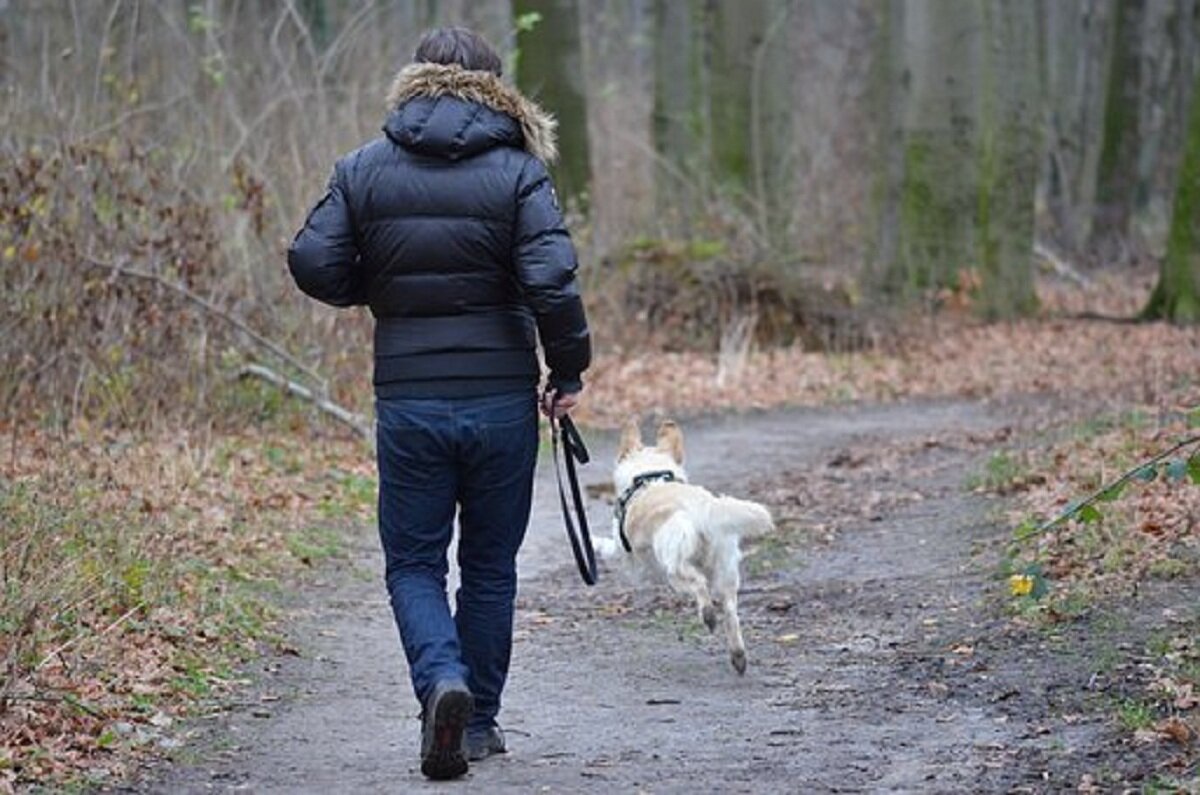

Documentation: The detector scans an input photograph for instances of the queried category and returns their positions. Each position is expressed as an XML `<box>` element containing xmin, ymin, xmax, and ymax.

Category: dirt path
<box><xmin>132</xmin><ymin>399</ymin><xmax>1190</xmax><ymax>793</ymax></box>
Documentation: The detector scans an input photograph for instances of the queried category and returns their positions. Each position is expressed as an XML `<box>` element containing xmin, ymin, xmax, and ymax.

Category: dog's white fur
<box><xmin>596</xmin><ymin>419</ymin><xmax>774</xmax><ymax>674</ymax></box>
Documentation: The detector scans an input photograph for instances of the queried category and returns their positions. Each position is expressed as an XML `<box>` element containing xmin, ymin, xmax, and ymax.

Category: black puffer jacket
<box><xmin>288</xmin><ymin>63</ymin><xmax>591</xmax><ymax>398</ymax></box>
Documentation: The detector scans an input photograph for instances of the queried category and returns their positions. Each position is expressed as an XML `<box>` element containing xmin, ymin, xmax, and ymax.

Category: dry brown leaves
<box><xmin>1007</xmin><ymin>384</ymin><xmax>1199</xmax><ymax>602</ymax></box>
<box><xmin>0</xmin><ymin>426</ymin><xmax>368</xmax><ymax>787</ymax></box>
<box><xmin>577</xmin><ymin>318</ymin><xmax>1199</xmax><ymax>428</ymax></box>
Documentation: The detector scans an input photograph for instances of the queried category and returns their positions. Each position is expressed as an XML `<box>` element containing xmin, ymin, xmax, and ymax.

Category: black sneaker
<box><xmin>464</xmin><ymin>725</ymin><xmax>506</xmax><ymax>762</ymax></box>
<box><xmin>420</xmin><ymin>680</ymin><xmax>474</xmax><ymax>780</ymax></box>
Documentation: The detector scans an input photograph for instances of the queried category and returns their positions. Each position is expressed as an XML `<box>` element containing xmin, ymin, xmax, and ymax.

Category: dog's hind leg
<box><xmin>712</xmin><ymin>544</ymin><xmax>747</xmax><ymax>674</ymax></box>
<box><xmin>654</xmin><ymin>520</ymin><xmax>714</xmax><ymax>629</ymax></box>
<box><xmin>666</xmin><ymin>564</ymin><xmax>715</xmax><ymax>630</ymax></box>
<box><xmin>718</xmin><ymin>593</ymin><xmax>747</xmax><ymax>674</ymax></box>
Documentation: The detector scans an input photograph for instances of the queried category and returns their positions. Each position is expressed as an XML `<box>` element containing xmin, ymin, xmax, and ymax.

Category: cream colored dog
<box><xmin>595</xmin><ymin>418</ymin><xmax>774</xmax><ymax>674</ymax></box>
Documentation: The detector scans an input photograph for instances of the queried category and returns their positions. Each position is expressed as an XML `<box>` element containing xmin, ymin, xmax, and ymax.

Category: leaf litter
<box><xmin>4</xmin><ymin>273</ymin><xmax>1199</xmax><ymax>788</ymax></box>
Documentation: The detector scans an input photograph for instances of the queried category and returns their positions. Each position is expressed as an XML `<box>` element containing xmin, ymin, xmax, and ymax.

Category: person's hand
<box><xmin>540</xmin><ymin>387</ymin><xmax>580</xmax><ymax>419</ymax></box>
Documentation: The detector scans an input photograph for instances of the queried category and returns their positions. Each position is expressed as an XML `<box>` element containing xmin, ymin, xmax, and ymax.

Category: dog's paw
<box><xmin>730</xmin><ymin>649</ymin><xmax>747</xmax><ymax>675</ymax></box>
<box><xmin>702</xmin><ymin>604</ymin><xmax>718</xmax><ymax>632</ymax></box>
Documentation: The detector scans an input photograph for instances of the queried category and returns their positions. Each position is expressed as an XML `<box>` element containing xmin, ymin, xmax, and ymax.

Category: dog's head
<box><xmin>613</xmin><ymin>417</ymin><xmax>687</xmax><ymax>494</ymax></box>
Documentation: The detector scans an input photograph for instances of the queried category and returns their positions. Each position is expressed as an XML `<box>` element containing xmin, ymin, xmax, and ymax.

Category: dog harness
<box><xmin>614</xmin><ymin>470</ymin><xmax>678</xmax><ymax>553</ymax></box>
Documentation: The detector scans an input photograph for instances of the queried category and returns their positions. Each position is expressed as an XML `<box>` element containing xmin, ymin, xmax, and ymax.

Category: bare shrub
<box><xmin>0</xmin><ymin>142</ymin><xmax>226</xmax><ymax>427</ymax></box>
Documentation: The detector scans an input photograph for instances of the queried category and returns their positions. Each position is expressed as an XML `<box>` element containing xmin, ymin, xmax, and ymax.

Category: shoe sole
<box><xmin>421</xmin><ymin>688</ymin><xmax>473</xmax><ymax>780</ymax></box>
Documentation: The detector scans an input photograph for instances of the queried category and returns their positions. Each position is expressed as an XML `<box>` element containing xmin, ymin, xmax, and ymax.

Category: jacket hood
<box><xmin>384</xmin><ymin>62</ymin><xmax>558</xmax><ymax>164</ymax></box>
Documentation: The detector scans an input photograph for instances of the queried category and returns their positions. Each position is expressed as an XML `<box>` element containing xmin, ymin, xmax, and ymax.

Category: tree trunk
<box><xmin>653</xmin><ymin>0</ymin><xmax>709</xmax><ymax>223</ymax></box>
<box><xmin>880</xmin><ymin>0</ymin><xmax>1037</xmax><ymax>317</ymax></box>
<box><xmin>1143</xmin><ymin>64</ymin><xmax>1200</xmax><ymax>322</ymax></box>
<box><xmin>514</xmin><ymin>0</ymin><xmax>591</xmax><ymax>205</ymax></box>
<box><xmin>582</xmin><ymin>0</ymin><xmax>655</xmax><ymax>252</ymax></box>
<box><xmin>885</xmin><ymin>0</ymin><xmax>983</xmax><ymax>298</ymax></box>
<box><xmin>1134</xmin><ymin>0</ymin><xmax>1200</xmax><ymax>254</ymax></box>
<box><xmin>299</xmin><ymin>0</ymin><xmax>330</xmax><ymax>49</ymax></box>
<box><xmin>707</xmin><ymin>0</ymin><xmax>762</xmax><ymax>193</ymax></box>
<box><xmin>1039</xmin><ymin>0</ymin><xmax>1115</xmax><ymax>252</ymax></box>
<box><xmin>702</xmin><ymin>0</ymin><xmax>795</xmax><ymax>241</ymax></box>
<box><xmin>976</xmin><ymin>0</ymin><xmax>1040</xmax><ymax>318</ymax></box>
<box><xmin>1091</xmin><ymin>0</ymin><xmax>1146</xmax><ymax>259</ymax></box>
<box><xmin>870</xmin><ymin>0</ymin><xmax>907</xmax><ymax>284</ymax></box>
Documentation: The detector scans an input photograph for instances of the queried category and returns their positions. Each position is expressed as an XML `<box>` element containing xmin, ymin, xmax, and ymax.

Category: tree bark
<box><xmin>514</xmin><ymin>0</ymin><xmax>592</xmax><ymax>205</ymax></box>
<box><xmin>1143</xmin><ymin>63</ymin><xmax>1200</xmax><ymax>322</ymax></box>
<box><xmin>976</xmin><ymin>0</ymin><xmax>1040</xmax><ymax>318</ymax></box>
<box><xmin>1134</xmin><ymin>0</ymin><xmax>1200</xmax><ymax>253</ymax></box>
<box><xmin>886</xmin><ymin>0</ymin><xmax>983</xmax><ymax>297</ymax></box>
<box><xmin>881</xmin><ymin>0</ymin><xmax>1038</xmax><ymax>317</ymax></box>
<box><xmin>870</xmin><ymin>0</ymin><xmax>907</xmax><ymax>284</ymax></box>
<box><xmin>707</xmin><ymin>0</ymin><xmax>763</xmax><ymax>193</ymax></box>
<box><xmin>1091</xmin><ymin>0</ymin><xmax>1146</xmax><ymax>259</ymax></box>
<box><xmin>1039</xmin><ymin>0</ymin><xmax>1115</xmax><ymax>253</ymax></box>
<box><xmin>582</xmin><ymin>0</ymin><xmax>655</xmax><ymax>252</ymax></box>
<box><xmin>653</xmin><ymin>0</ymin><xmax>708</xmax><ymax>222</ymax></box>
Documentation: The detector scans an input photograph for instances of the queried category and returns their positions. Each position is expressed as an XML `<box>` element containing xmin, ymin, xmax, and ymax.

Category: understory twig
<box><xmin>1033</xmin><ymin>241</ymin><xmax>1091</xmax><ymax>287</ymax></box>
<box><xmin>82</xmin><ymin>255</ymin><xmax>328</xmax><ymax>393</ymax></box>
<box><xmin>1024</xmin><ymin>434</ymin><xmax>1200</xmax><ymax>538</ymax></box>
<box><xmin>236</xmin><ymin>363</ymin><xmax>371</xmax><ymax>442</ymax></box>
<box><xmin>33</xmin><ymin>602</ymin><xmax>145</xmax><ymax>673</ymax></box>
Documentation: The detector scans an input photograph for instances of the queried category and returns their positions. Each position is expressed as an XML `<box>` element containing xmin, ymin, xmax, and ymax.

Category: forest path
<box><xmin>135</xmin><ymin>398</ymin><xmax>1159</xmax><ymax>793</ymax></box>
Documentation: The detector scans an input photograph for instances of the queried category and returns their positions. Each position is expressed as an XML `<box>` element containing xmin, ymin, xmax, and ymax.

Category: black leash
<box><xmin>550</xmin><ymin>414</ymin><xmax>598</xmax><ymax>586</ymax></box>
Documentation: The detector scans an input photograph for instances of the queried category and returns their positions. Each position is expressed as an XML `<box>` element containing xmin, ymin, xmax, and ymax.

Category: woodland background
<box><xmin>1</xmin><ymin>1</ymin><xmax>1199</xmax><ymax>789</ymax></box>
<box><xmin>1</xmin><ymin>0</ymin><xmax>1199</xmax><ymax>431</ymax></box>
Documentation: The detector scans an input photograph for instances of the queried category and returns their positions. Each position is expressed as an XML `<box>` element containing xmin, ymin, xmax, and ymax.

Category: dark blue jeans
<box><xmin>375</xmin><ymin>391</ymin><xmax>538</xmax><ymax>732</ymax></box>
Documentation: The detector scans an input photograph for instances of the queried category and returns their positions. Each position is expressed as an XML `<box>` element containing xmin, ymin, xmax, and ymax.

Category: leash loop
<box><xmin>550</xmin><ymin>413</ymin><xmax>598</xmax><ymax>586</ymax></box>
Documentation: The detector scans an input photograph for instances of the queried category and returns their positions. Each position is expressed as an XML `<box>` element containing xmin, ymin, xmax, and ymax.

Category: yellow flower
<box><xmin>1009</xmin><ymin>574</ymin><xmax>1034</xmax><ymax>597</ymax></box>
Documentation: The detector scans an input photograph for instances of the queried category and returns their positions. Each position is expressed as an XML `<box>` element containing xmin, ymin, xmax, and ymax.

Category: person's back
<box><xmin>287</xmin><ymin>27</ymin><xmax>590</xmax><ymax>781</ymax></box>
<box><xmin>290</xmin><ymin>59</ymin><xmax>588</xmax><ymax>399</ymax></box>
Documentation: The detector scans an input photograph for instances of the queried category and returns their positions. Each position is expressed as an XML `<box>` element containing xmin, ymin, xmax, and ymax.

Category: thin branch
<box><xmin>81</xmin><ymin>92</ymin><xmax>191</xmax><ymax>141</ymax></box>
<box><xmin>33</xmin><ymin>601</ymin><xmax>144</xmax><ymax>673</ymax></box>
<box><xmin>237</xmin><ymin>363</ymin><xmax>371</xmax><ymax>442</ymax></box>
<box><xmin>1033</xmin><ymin>241</ymin><xmax>1091</xmax><ymax>287</ymax></box>
<box><xmin>81</xmin><ymin>255</ymin><xmax>328</xmax><ymax>394</ymax></box>
<box><xmin>1023</xmin><ymin>434</ymin><xmax>1200</xmax><ymax>538</ymax></box>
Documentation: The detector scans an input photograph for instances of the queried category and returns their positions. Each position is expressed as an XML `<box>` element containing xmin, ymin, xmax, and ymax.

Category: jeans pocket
<box><xmin>478</xmin><ymin>402</ymin><xmax>537</xmax><ymax>461</ymax></box>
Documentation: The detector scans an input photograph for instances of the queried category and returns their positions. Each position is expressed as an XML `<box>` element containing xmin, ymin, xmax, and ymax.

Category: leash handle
<box><xmin>550</xmin><ymin>411</ymin><xmax>597</xmax><ymax>586</ymax></box>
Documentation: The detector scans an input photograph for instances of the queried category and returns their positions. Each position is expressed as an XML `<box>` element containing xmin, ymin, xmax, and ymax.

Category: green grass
<box><xmin>317</xmin><ymin>470</ymin><xmax>376</xmax><ymax>519</ymax></box>
<box><xmin>286</xmin><ymin>525</ymin><xmax>345</xmax><ymax>564</ymax></box>
<box><xmin>1115</xmin><ymin>698</ymin><xmax>1156</xmax><ymax>731</ymax></box>
<box><xmin>1147</xmin><ymin>557</ymin><xmax>1190</xmax><ymax>579</ymax></box>
<box><xmin>966</xmin><ymin>450</ymin><xmax>1029</xmax><ymax>492</ymax></box>
<box><xmin>1144</xmin><ymin>774</ymin><xmax>1200</xmax><ymax>794</ymax></box>
<box><xmin>743</xmin><ymin>531</ymin><xmax>794</xmax><ymax>578</ymax></box>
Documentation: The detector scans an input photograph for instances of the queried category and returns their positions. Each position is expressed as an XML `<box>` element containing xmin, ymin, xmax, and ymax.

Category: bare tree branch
<box><xmin>81</xmin><ymin>255</ymin><xmax>328</xmax><ymax>394</ymax></box>
<box><xmin>236</xmin><ymin>363</ymin><xmax>371</xmax><ymax>442</ymax></box>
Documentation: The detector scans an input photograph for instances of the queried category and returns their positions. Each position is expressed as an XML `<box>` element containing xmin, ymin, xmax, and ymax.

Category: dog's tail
<box><xmin>711</xmin><ymin>496</ymin><xmax>774</xmax><ymax>539</ymax></box>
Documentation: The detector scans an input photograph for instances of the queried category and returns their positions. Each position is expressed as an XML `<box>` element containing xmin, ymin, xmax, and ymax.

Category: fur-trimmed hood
<box><xmin>384</xmin><ymin>62</ymin><xmax>557</xmax><ymax>164</ymax></box>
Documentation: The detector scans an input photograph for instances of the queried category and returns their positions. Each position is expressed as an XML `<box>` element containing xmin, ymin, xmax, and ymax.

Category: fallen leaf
<box><xmin>1157</xmin><ymin>717</ymin><xmax>1193</xmax><ymax>746</ymax></box>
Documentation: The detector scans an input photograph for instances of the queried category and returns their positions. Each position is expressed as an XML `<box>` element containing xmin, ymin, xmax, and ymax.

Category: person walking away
<box><xmin>286</xmin><ymin>27</ymin><xmax>591</xmax><ymax>780</ymax></box>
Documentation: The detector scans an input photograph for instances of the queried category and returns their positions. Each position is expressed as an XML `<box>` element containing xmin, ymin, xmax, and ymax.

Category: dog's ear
<box><xmin>656</xmin><ymin>420</ymin><xmax>684</xmax><ymax>465</ymax></box>
<box><xmin>617</xmin><ymin>417</ymin><xmax>644</xmax><ymax>460</ymax></box>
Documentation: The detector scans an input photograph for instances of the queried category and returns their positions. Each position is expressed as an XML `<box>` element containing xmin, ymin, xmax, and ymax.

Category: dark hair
<box><xmin>414</xmin><ymin>27</ymin><xmax>502</xmax><ymax>76</ymax></box>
